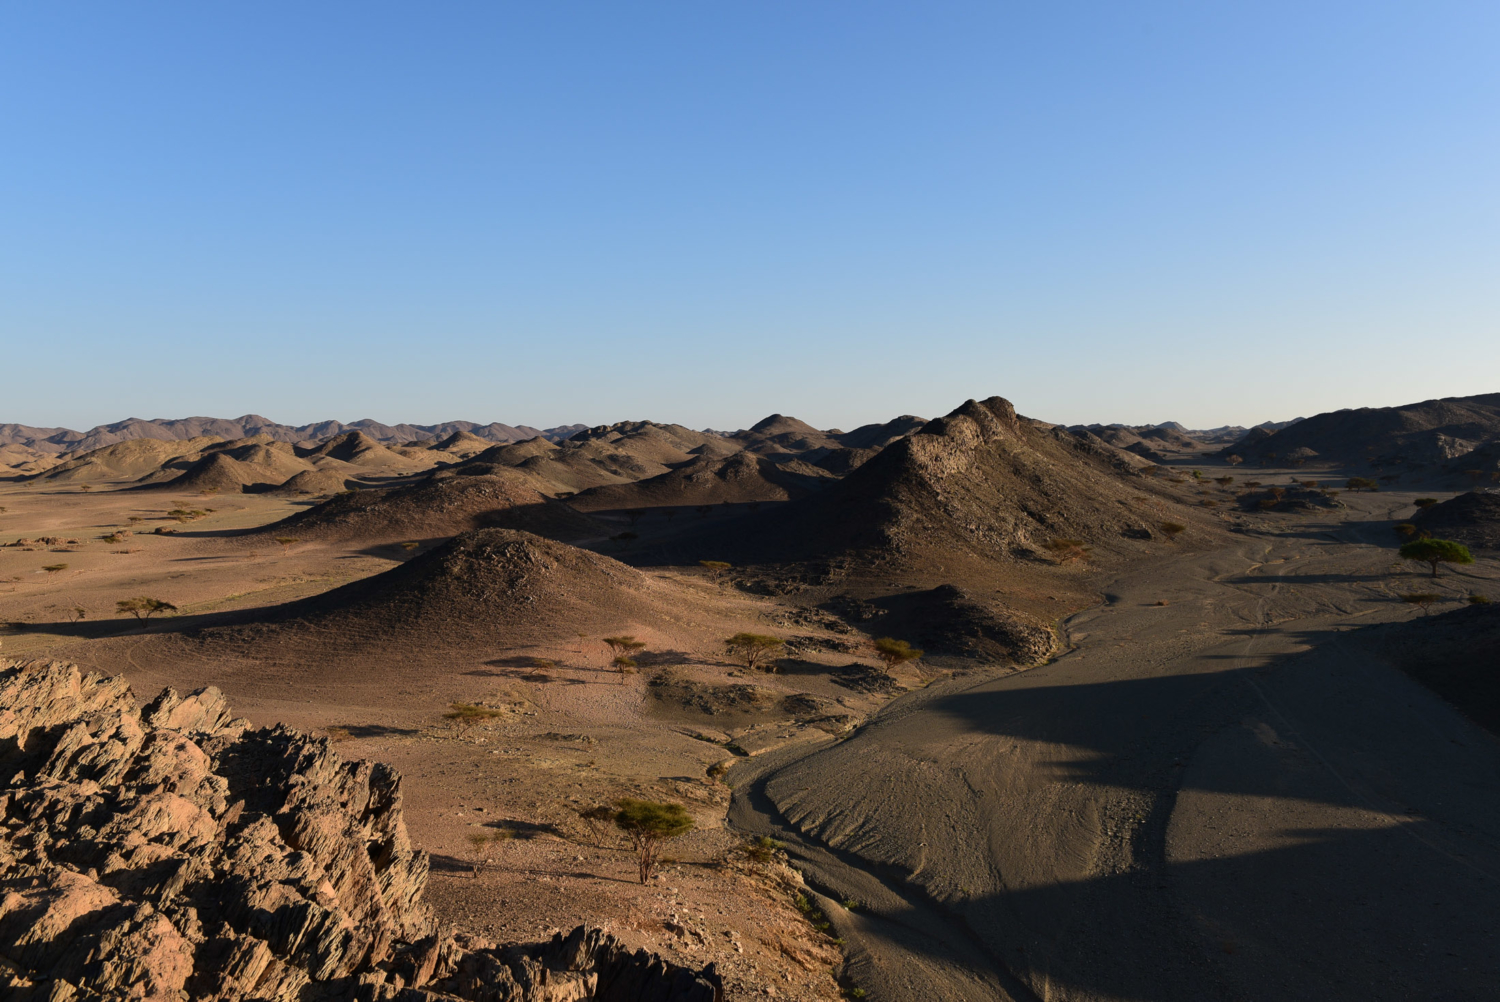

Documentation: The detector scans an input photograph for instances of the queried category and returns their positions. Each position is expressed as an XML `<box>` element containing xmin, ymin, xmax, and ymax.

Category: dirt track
<box><xmin>729</xmin><ymin>491</ymin><xmax>1500</xmax><ymax>1001</ymax></box>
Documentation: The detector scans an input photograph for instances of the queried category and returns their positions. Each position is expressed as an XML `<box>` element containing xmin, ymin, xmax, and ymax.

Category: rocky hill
<box><xmin>654</xmin><ymin>396</ymin><xmax>1167</xmax><ymax>571</ymax></box>
<box><xmin>1412</xmin><ymin>491</ymin><xmax>1500</xmax><ymax>551</ymax></box>
<box><xmin>1220</xmin><ymin>392</ymin><xmax>1500</xmax><ymax>467</ymax></box>
<box><xmin>0</xmin><ymin>658</ymin><xmax>721</xmax><ymax>1001</ymax></box>
<box><xmin>248</xmin><ymin>474</ymin><xmax>604</xmax><ymax>545</ymax></box>
<box><xmin>196</xmin><ymin>529</ymin><xmax>664</xmax><ymax>656</ymax></box>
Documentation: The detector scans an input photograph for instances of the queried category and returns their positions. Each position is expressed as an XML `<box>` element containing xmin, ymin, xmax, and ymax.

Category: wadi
<box><xmin>1</xmin><ymin>392</ymin><xmax>1497</xmax><ymax>1001</ymax></box>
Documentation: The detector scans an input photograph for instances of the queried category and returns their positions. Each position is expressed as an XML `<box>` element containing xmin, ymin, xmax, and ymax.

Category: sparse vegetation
<box><xmin>1413</xmin><ymin>498</ymin><xmax>1439</xmax><ymax>510</ymax></box>
<box><xmin>168</xmin><ymin>508</ymin><xmax>210</xmax><ymax>523</ymax></box>
<box><xmin>612</xmin><ymin>655</ymin><xmax>638</xmax><ymax>676</ymax></box>
<box><xmin>443</xmin><ymin>702</ymin><xmax>503</xmax><ymax>729</ymax></box>
<box><xmin>1399</xmin><ymin>538</ymin><xmax>1474</xmax><ymax>578</ymax></box>
<box><xmin>67</xmin><ymin>607</ymin><xmax>86</xmax><ymax>623</ymax></box>
<box><xmin>602</xmin><ymin>635</ymin><xmax>645</xmax><ymax>660</ymax></box>
<box><xmin>576</xmin><ymin>804</ymin><xmax>615</xmax><ymax>840</ymax></box>
<box><xmin>873</xmin><ymin>637</ymin><xmax>922</xmax><ymax>673</ymax></box>
<box><xmin>725</xmin><ymin>632</ymin><xmax>785</xmax><ymax>671</ymax></box>
<box><xmin>1400</xmin><ymin>593</ymin><xmax>1442</xmax><ymax>615</ymax></box>
<box><xmin>274</xmin><ymin>536</ymin><xmax>299</xmax><ymax>553</ymax></box>
<box><xmin>624</xmin><ymin>508</ymin><xmax>646</xmax><ymax>526</ymax></box>
<box><xmin>1043</xmin><ymin>537</ymin><xmax>1091</xmax><ymax>564</ymax></box>
<box><xmin>1160</xmin><ymin>522</ymin><xmax>1186</xmax><ymax>539</ymax></box>
<box><xmin>1225</xmin><ymin>455</ymin><xmax>1243</xmax><ymax>466</ymax></box>
<box><xmin>1468</xmin><ymin>594</ymin><xmax>1491</xmax><ymax>605</ymax></box>
<box><xmin>1345</xmin><ymin>477</ymin><xmax>1378</xmax><ymax>492</ymax></box>
<box><xmin>612</xmin><ymin>798</ymin><xmax>694</xmax><ymax>884</ymax></box>
<box><xmin>524</xmin><ymin>658</ymin><xmax>556</xmax><ymax>678</ymax></box>
<box><xmin>41</xmin><ymin>564</ymin><xmax>67</xmax><ymax>573</ymax></box>
<box><xmin>115</xmin><ymin>597</ymin><xmax>177</xmax><ymax>621</ymax></box>
<box><xmin>1393</xmin><ymin>522</ymin><xmax>1418</xmax><ymax>537</ymax></box>
<box><xmin>699</xmin><ymin>559</ymin><xmax>732</xmax><ymax>582</ymax></box>
<box><xmin>744</xmin><ymin>835</ymin><xmax>784</xmax><ymax>864</ymax></box>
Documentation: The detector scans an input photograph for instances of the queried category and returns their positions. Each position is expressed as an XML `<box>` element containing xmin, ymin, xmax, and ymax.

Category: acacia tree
<box><xmin>613</xmin><ymin>799</ymin><xmax>694</xmax><ymax>883</ymax></box>
<box><xmin>725</xmin><ymin>632</ymin><xmax>784</xmax><ymax>672</ymax></box>
<box><xmin>1399</xmin><ymin>538</ymin><xmax>1474</xmax><ymax>578</ymax></box>
<box><xmin>602</xmin><ymin>636</ymin><xmax>646</xmax><ymax>676</ymax></box>
<box><xmin>873</xmin><ymin>637</ymin><xmax>923</xmax><ymax>674</ymax></box>
<box><xmin>699</xmin><ymin>560</ymin><xmax>731</xmax><ymax>582</ymax></box>
<box><xmin>115</xmin><ymin>597</ymin><xmax>178</xmax><ymax>621</ymax></box>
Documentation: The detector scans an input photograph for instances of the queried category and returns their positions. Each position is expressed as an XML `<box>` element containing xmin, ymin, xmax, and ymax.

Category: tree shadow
<box><xmin>333</xmin><ymin>723</ymin><xmax>419</xmax><ymax>738</ymax></box>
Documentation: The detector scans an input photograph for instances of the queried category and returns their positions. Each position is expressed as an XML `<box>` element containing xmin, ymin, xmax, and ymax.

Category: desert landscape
<box><xmin>6</xmin><ymin>5</ymin><xmax>1497</xmax><ymax>998</ymax></box>
<box><xmin>2</xmin><ymin>391</ymin><xmax>1498</xmax><ymax>1000</ymax></box>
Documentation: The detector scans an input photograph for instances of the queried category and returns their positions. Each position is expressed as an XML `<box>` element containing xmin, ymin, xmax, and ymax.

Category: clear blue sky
<box><xmin>2</xmin><ymin>2</ymin><xmax>1496</xmax><ymax>433</ymax></box>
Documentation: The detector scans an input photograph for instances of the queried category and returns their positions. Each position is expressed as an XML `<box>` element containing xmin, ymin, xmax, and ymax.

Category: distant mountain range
<box><xmin>1220</xmin><ymin>392</ymin><xmax>1500</xmax><ymax>467</ymax></box>
<box><xmin>0</xmin><ymin>415</ymin><xmax>589</xmax><ymax>455</ymax></box>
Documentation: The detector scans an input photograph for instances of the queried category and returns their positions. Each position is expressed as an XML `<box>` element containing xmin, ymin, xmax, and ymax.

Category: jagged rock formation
<box><xmin>0</xmin><ymin>659</ymin><xmax>722</xmax><ymax>1001</ymax></box>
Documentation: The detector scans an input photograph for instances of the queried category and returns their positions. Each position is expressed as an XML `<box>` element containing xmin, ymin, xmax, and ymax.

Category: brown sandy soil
<box><xmin>3</xmin><ymin>457</ymin><xmax>1490</xmax><ymax>1001</ymax></box>
<box><xmin>0</xmin><ymin>479</ymin><xmax>908</xmax><ymax>1001</ymax></box>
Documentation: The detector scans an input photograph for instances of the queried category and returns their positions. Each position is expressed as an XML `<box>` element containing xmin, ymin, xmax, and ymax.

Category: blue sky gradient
<box><xmin>2</xmin><ymin>3</ymin><xmax>1496</xmax><ymax>432</ymax></box>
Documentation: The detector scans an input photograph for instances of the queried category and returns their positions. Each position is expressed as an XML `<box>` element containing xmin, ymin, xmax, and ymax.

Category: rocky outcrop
<box><xmin>0</xmin><ymin>659</ymin><xmax>722</xmax><ymax>1002</ymax></box>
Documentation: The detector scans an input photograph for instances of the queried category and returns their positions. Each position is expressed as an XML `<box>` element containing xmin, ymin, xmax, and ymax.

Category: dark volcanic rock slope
<box><xmin>0</xmin><ymin>659</ymin><xmax>721</xmax><ymax>1001</ymax></box>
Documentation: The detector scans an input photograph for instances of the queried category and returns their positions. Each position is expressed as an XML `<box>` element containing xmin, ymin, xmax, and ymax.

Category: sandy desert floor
<box><xmin>1</xmin><ymin>463</ymin><xmax>1495</xmax><ymax>1001</ymax></box>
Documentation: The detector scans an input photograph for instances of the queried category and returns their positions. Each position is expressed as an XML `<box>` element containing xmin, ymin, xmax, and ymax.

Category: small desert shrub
<box><xmin>1043</xmin><ymin>537</ymin><xmax>1091</xmax><ymax>563</ymax></box>
<box><xmin>443</xmin><ymin>703</ymin><xmax>503</xmax><ymax>728</ymax></box>
<box><xmin>725</xmin><ymin>632</ymin><xmax>785</xmax><ymax>671</ymax></box>
<box><xmin>1345</xmin><ymin>477</ymin><xmax>1378</xmax><ymax>492</ymax></box>
<box><xmin>873</xmin><ymin>637</ymin><xmax>922</xmax><ymax>673</ymax></box>
<box><xmin>168</xmin><ymin>508</ymin><xmax>210</xmax><ymax>523</ymax></box>
<box><xmin>1257</xmin><ymin>499</ymin><xmax>1278</xmax><ymax>510</ymax></box>
<box><xmin>1413</xmin><ymin>498</ymin><xmax>1439</xmax><ymax>510</ymax></box>
<box><xmin>1161</xmin><ymin>522</ymin><xmax>1186</xmax><ymax>538</ymax></box>
<box><xmin>1468</xmin><ymin>594</ymin><xmax>1491</xmax><ymax>605</ymax></box>
<box><xmin>744</xmin><ymin>835</ymin><xmax>784</xmax><ymax>864</ymax></box>
<box><xmin>1400</xmin><ymin>593</ymin><xmax>1442</xmax><ymax>614</ymax></box>
<box><xmin>1215</xmin><ymin>476</ymin><xmax>1235</xmax><ymax>486</ymax></box>
<box><xmin>576</xmin><ymin>804</ymin><xmax>615</xmax><ymax>839</ymax></box>
<box><xmin>1393</xmin><ymin>523</ymin><xmax>1417</xmax><ymax>537</ymax></box>
<box><xmin>41</xmin><ymin>564</ymin><xmax>67</xmax><ymax>573</ymax></box>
